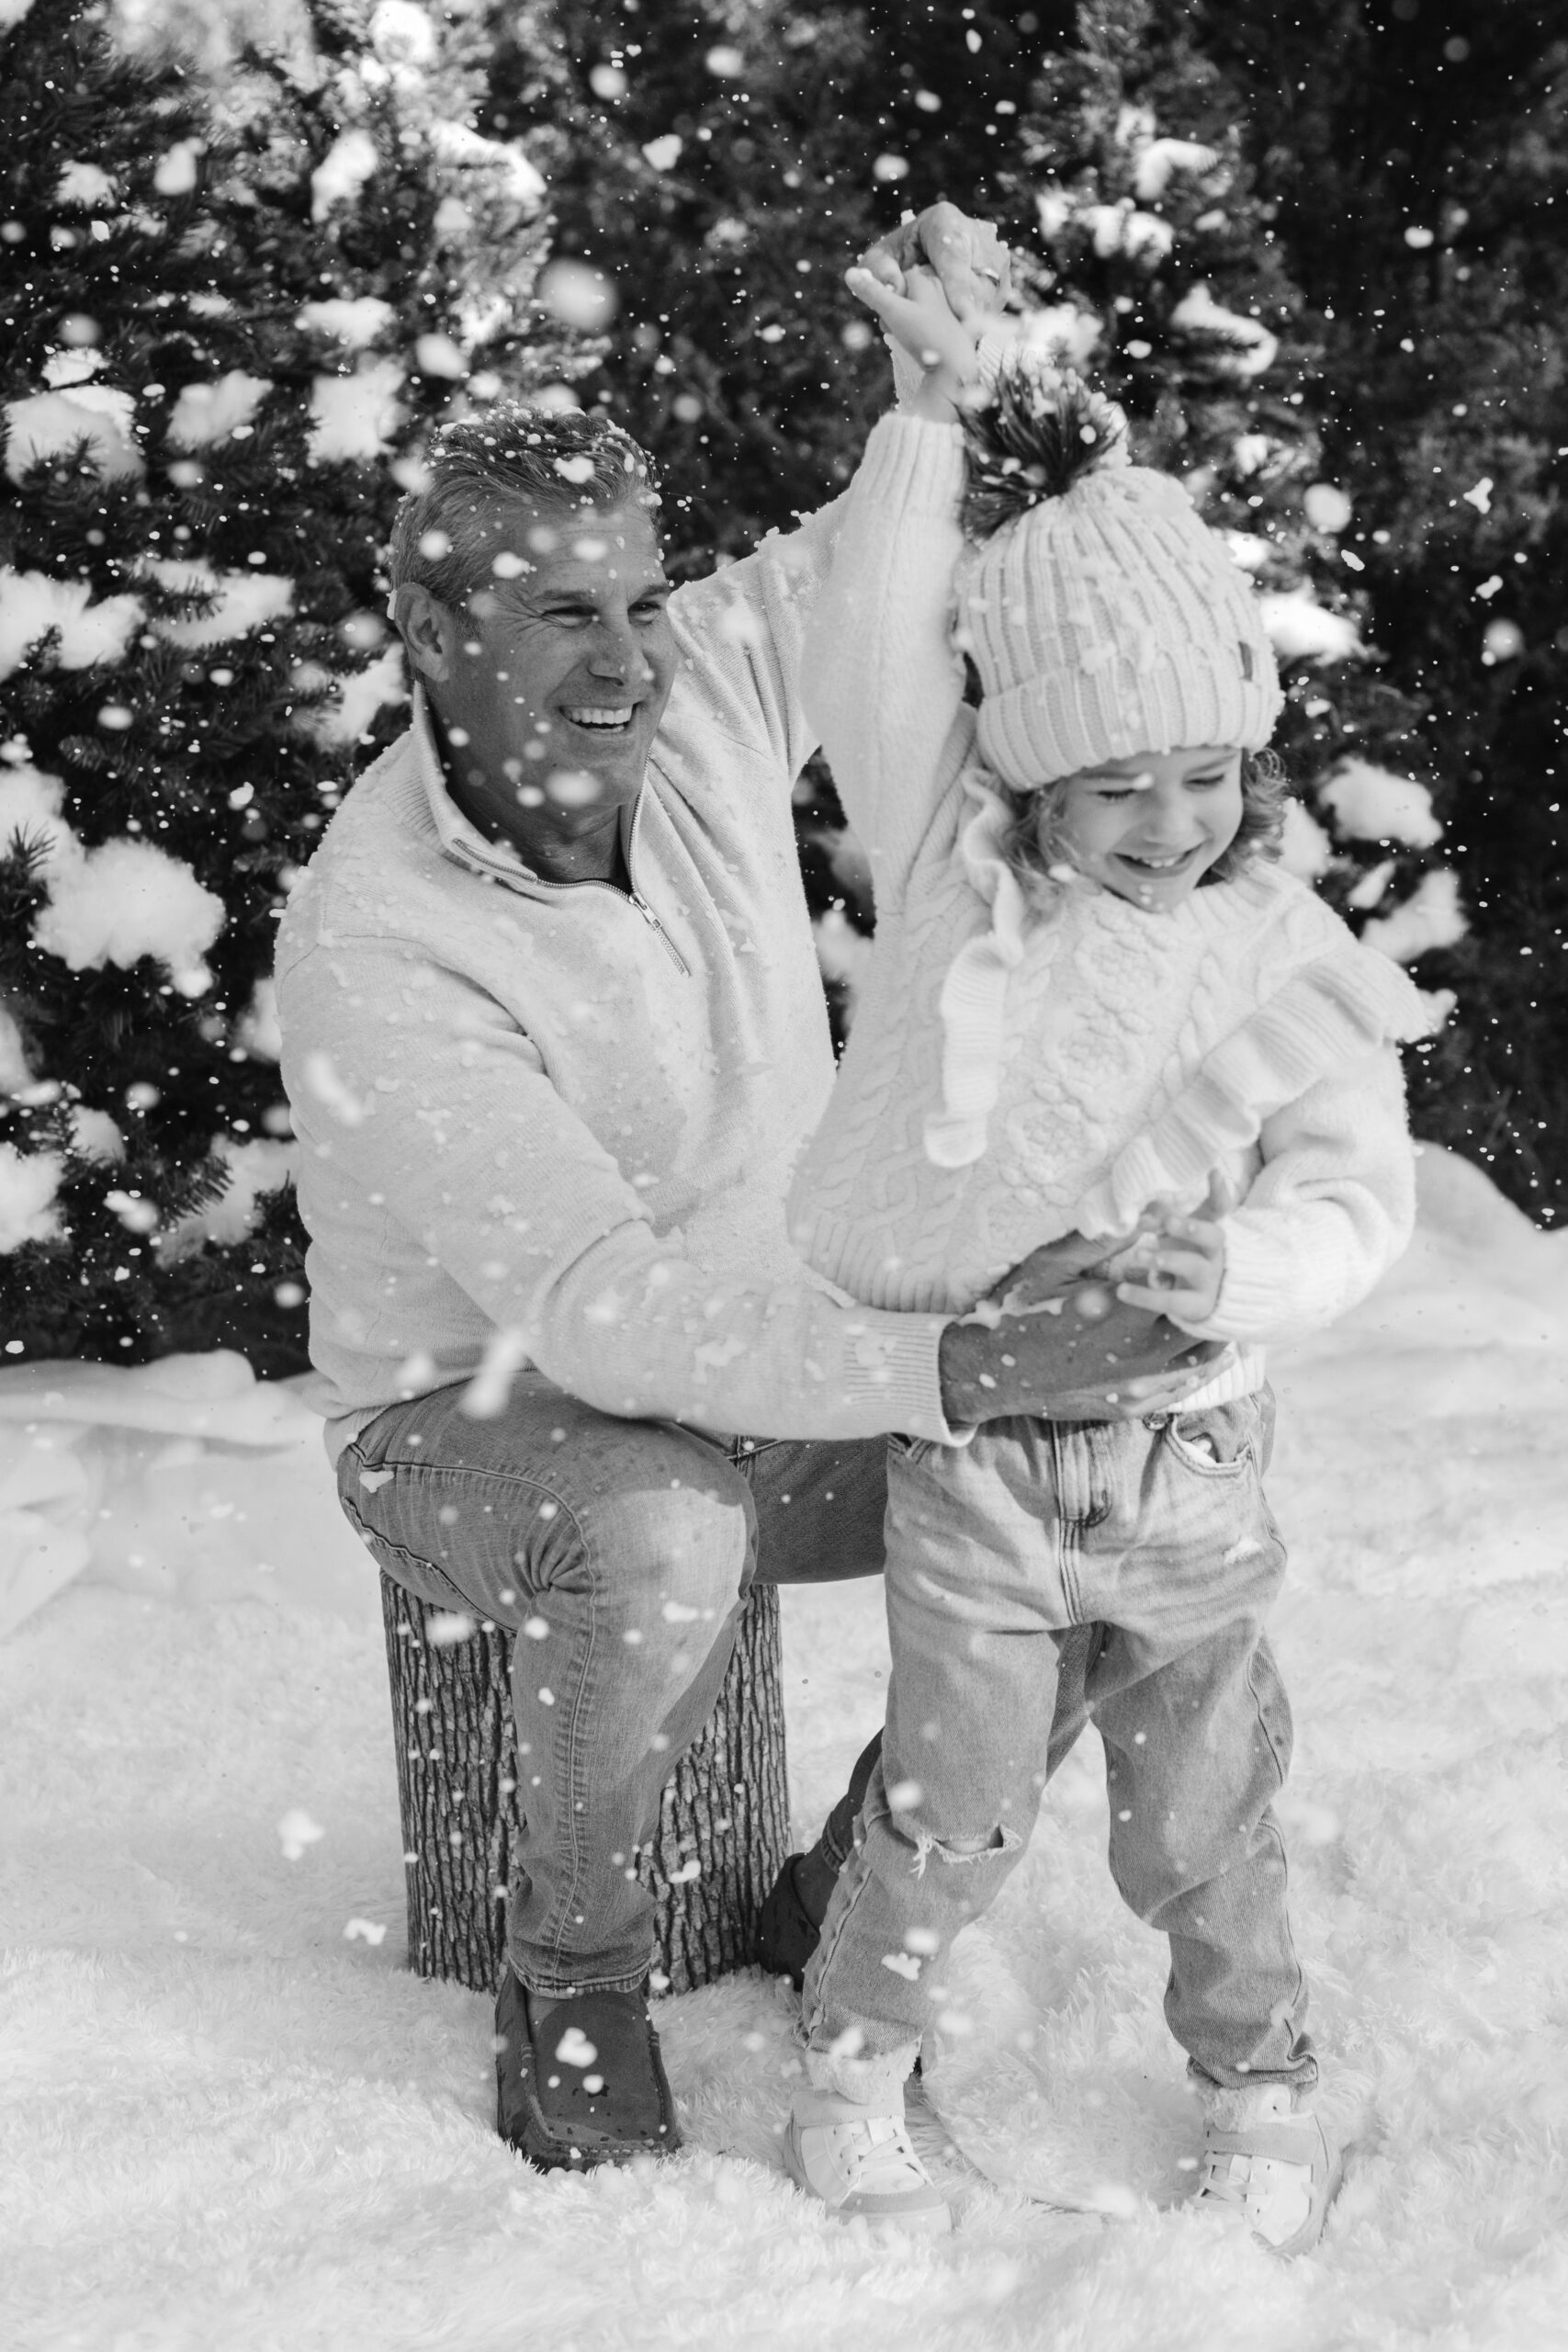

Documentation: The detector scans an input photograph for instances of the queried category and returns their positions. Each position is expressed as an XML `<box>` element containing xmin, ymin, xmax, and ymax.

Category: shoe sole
<box><xmin>783</xmin><ymin>2124</ymin><xmax>953</xmax><ymax>2235</ymax></box>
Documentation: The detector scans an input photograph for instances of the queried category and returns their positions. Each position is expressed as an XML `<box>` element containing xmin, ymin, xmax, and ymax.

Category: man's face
<box><xmin>409</xmin><ymin>497</ymin><xmax>678</xmax><ymax>826</ymax></box>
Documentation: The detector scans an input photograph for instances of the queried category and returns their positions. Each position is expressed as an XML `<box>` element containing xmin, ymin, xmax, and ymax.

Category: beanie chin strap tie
<box><xmin>923</xmin><ymin>767</ymin><xmax>1038</xmax><ymax>1169</ymax></box>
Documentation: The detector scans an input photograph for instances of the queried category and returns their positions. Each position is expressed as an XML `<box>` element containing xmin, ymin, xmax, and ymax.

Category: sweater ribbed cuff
<box><xmin>1202</xmin><ymin>1216</ymin><xmax>1299</xmax><ymax>1342</ymax></box>
<box><xmin>859</xmin><ymin>412</ymin><xmax>966</xmax><ymax>517</ymax></box>
<box><xmin>837</xmin><ymin>1309</ymin><xmax>963</xmax><ymax>1444</ymax></box>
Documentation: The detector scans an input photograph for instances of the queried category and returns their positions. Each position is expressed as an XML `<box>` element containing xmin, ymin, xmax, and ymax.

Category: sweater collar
<box><xmin>408</xmin><ymin>683</ymin><xmax>646</xmax><ymax>893</ymax></box>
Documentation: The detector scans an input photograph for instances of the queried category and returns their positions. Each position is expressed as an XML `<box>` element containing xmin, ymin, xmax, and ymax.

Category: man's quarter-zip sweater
<box><xmin>276</xmin><ymin>500</ymin><xmax>958</xmax><ymax>1459</ymax></box>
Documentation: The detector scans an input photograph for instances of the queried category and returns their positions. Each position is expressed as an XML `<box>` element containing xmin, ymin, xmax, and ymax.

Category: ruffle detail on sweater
<box><xmin>1074</xmin><ymin>943</ymin><xmax>1434</xmax><ymax>1238</ymax></box>
<box><xmin>923</xmin><ymin>765</ymin><xmax>1035</xmax><ymax>1167</ymax></box>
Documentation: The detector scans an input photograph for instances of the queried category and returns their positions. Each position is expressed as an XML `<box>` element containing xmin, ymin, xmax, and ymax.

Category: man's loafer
<box><xmin>494</xmin><ymin>1968</ymin><xmax>682</xmax><ymax>2171</ymax></box>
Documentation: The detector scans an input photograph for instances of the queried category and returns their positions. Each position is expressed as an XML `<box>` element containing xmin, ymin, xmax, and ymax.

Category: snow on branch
<box><xmin>144</xmin><ymin>557</ymin><xmax>294</xmax><ymax>649</ymax></box>
<box><xmin>1361</xmin><ymin>870</ymin><xmax>1467</xmax><ymax>965</ymax></box>
<box><xmin>165</xmin><ymin>371</ymin><xmax>269</xmax><ymax>449</ymax></box>
<box><xmin>1318</xmin><ymin>757</ymin><xmax>1444</xmax><ymax>849</ymax></box>
<box><xmin>0</xmin><ymin>1143</ymin><xmax>64</xmax><ymax>1253</ymax></box>
<box><xmin>4</xmin><ymin>387</ymin><xmax>142</xmax><ymax>483</ymax></box>
<box><xmin>307</xmin><ymin>358</ymin><xmax>406</xmax><ymax>465</ymax></box>
<box><xmin>1</xmin><ymin>764</ymin><xmax>224</xmax><ymax>996</ymax></box>
<box><xmin>1169</xmin><ymin>284</ymin><xmax>1279</xmax><ymax>378</ymax></box>
<box><xmin>1258</xmin><ymin>582</ymin><xmax>1365</xmax><ymax>666</ymax></box>
<box><xmin>0</xmin><ymin>570</ymin><xmax>145</xmax><ymax>680</ymax></box>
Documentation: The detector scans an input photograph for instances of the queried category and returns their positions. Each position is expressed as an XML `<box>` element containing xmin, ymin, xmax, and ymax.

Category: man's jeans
<box><xmin>801</xmin><ymin>1388</ymin><xmax>1317</xmax><ymax>2103</ymax></box>
<box><xmin>339</xmin><ymin>1372</ymin><xmax>1094</xmax><ymax>1997</ymax></box>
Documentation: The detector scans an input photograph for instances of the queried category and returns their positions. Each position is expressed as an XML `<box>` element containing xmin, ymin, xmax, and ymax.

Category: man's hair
<box><xmin>388</xmin><ymin>402</ymin><xmax>660</xmax><ymax>609</ymax></box>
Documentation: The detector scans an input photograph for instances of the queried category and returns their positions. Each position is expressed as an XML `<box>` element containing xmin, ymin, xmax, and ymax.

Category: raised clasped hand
<box><xmin>854</xmin><ymin>199</ymin><xmax>1012</xmax><ymax>327</ymax></box>
<box><xmin>842</xmin><ymin>260</ymin><xmax>979</xmax><ymax>414</ymax></box>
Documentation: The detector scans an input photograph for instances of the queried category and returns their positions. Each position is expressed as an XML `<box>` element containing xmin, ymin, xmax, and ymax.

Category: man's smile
<box><xmin>561</xmin><ymin>703</ymin><xmax>640</xmax><ymax>733</ymax></box>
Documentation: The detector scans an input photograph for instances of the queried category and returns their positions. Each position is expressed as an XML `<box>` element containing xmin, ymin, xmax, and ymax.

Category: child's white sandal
<box><xmin>1195</xmin><ymin>2096</ymin><xmax>1342</xmax><ymax>2256</ymax></box>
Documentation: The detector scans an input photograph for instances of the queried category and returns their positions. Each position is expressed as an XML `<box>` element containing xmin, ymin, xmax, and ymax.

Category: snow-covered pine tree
<box><xmin>0</xmin><ymin>0</ymin><xmax>570</xmax><ymax>1369</ymax></box>
<box><xmin>1194</xmin><ymin>0</ymin><xmax>1568</xmax><ymax>1220</ymax></box>
<box><xmin>1000</xmin><ymin>0</ymin><xmax>1450</xmax><ymax>953</ymax></box>
<box><xmin>476</xmin><ymin>0</ymin><xmax>1462</xmax><ymax>1054</ymax></box>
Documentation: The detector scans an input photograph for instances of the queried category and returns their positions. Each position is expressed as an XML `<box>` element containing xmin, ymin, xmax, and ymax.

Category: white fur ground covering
<box><xmin>5</xmin><ymin>1148</ymin><xmax>1567</xmax><ymax>2351</ymax></box>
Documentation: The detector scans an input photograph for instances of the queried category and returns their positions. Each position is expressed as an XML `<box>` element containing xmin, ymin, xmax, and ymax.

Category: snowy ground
<box><xmin>4</xmin><ymin>1145</ymin><xmax>1566</xmax><ymax>2352</ymax></box>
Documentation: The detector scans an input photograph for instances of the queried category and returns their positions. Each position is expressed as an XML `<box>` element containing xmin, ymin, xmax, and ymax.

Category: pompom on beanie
<box><xmin>953</xmin><ymin>354</ymin><xmax>1282</xmax><ymax>788</ymax></box>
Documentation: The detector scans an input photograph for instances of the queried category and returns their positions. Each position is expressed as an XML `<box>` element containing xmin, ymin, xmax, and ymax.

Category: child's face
<box><xmin>1046</xmin><ymin>745</ymin><xmax>1245</xmax><ymax>910</ymax></box>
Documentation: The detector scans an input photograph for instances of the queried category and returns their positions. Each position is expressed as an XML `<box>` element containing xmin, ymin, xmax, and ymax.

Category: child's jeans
<box><xmin>799</xmin><ymin>1387</ymin><xmax>1317</xmax><ymax>2107</ymax></box>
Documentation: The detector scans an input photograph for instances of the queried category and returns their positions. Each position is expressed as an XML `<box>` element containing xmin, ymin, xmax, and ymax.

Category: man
<box><xmin>276</xmin><ymin>206</ymin><xmax>1208</xmax><ymax>2179</ymax></box>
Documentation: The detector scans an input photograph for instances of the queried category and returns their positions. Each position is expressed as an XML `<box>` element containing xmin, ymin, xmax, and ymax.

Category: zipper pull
<box><xmin>628</xmin><ymin>891</ymin><xmax>690</xmax><ymax>976</ymax></box>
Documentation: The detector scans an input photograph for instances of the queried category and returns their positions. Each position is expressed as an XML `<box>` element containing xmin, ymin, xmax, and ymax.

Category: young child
<box><xmin>780</xmin><ymin>269</ymin><xmax>1431</xmax><ymax>2250</ymax></box>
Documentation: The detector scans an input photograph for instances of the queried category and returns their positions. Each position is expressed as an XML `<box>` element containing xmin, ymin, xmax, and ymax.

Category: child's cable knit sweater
<box><xmin>788</xmin><ymin>415</ymin><xmax>1431</xmax><ymax>1400</ymax></box>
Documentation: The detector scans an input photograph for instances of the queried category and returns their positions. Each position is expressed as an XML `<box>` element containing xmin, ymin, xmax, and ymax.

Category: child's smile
<box><xmin>1048</xmin><ymin>746</ymin><xmax>1246</xmax><ymax>910</ymax></box>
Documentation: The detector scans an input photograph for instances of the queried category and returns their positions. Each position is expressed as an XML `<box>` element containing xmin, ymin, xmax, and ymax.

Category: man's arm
<box><xmin>281</xmin><ymin>933</ymin><xmax>1203</xmax><ymax>1438</ymax></box>
<box><xmin>660</xmin><ymin>205</ymin><xmax>1010</xmax><ymax>798</ymax></box>
<box><xmin>940</xmin><ymin>1295</ymin><xmax>1218</xmax><ymax>1425</ymax></box>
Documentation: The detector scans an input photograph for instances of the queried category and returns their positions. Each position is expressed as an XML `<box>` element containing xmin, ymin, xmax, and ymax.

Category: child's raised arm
<box><xmin>799</xmin><ymin>270</ymin><xmax>986</xmax><ymax>908</ymax></box>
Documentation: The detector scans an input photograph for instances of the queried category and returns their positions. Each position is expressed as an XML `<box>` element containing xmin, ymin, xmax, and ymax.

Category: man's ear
<box><xmin>394</xmin><ymin>583</ymin><xmax>457</xmax><ymax>685</ymax></box>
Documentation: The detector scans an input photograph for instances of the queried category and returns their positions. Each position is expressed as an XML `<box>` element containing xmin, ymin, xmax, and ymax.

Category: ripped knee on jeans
<box><xmin>908</xmin><ymin>1822</ymin><xmax>1021</xmax><ymax>1875</ymax></box>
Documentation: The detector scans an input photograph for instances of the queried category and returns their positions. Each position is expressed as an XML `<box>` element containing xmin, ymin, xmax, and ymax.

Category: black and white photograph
<box><xmin>2</xmin><ymin>2</ymin><xmax>1563</xmax><ymax>2344</ymax></box>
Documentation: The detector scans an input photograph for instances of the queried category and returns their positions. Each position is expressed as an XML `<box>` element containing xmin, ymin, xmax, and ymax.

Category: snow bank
<box><xmin>2</xmin><ymin>1149</ymin><xmax>1565</xmax><ymax>2350</ymax></box>
<box><xmin>0</xmin><ymin>1351</ymin><xmax>368</xmax><ymax>1638</ymax></box>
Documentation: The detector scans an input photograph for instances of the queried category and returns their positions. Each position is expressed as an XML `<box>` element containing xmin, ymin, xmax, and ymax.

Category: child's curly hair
<box><xmin>997</xmin><ymin>748</ymin><xmax>1291</xmax><ymax>905</ymax></box>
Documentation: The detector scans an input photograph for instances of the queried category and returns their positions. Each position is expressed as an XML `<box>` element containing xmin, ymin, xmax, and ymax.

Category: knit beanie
<box><xmin>954</xmin><ymin>356</ymin><xmax>1282</xmax><ymax>789</ymax></box>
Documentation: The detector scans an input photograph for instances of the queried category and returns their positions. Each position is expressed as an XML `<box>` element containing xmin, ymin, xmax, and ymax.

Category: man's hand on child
<box><xmin>1109</xmin><ymin>1215</ymin><xmax>1226</xmax><ymax>1329</ymax></box>
<box><xmin>939</xmin><ymin>1227</ymin><xmax>1228</xmax><ymax>1426</ymax></box>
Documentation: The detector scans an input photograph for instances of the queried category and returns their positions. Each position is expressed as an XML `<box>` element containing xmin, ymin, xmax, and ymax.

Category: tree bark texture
<box><xmin>379</xmin><ymin>1576</ymin><xmax>789</xmax><ymax>1998</ymax></box>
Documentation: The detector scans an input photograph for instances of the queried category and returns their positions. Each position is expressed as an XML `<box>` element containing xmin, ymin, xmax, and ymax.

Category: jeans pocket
<box><xmin>337</xmin><ymin>1466</ymin><xmax>481</xmax><ymax>1615</ymax></box>
<box><xmin>1166</xmin><ymin>1393</ymin><xmax>1263</xmax><ymax>1478</ymax></box>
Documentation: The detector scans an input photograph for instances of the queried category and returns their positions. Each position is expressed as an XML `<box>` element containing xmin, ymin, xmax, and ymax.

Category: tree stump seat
<box><xmin>380</xmin><ymin>1578</ymin><xmax>789</xmax><ymax>1997</ymax></box>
